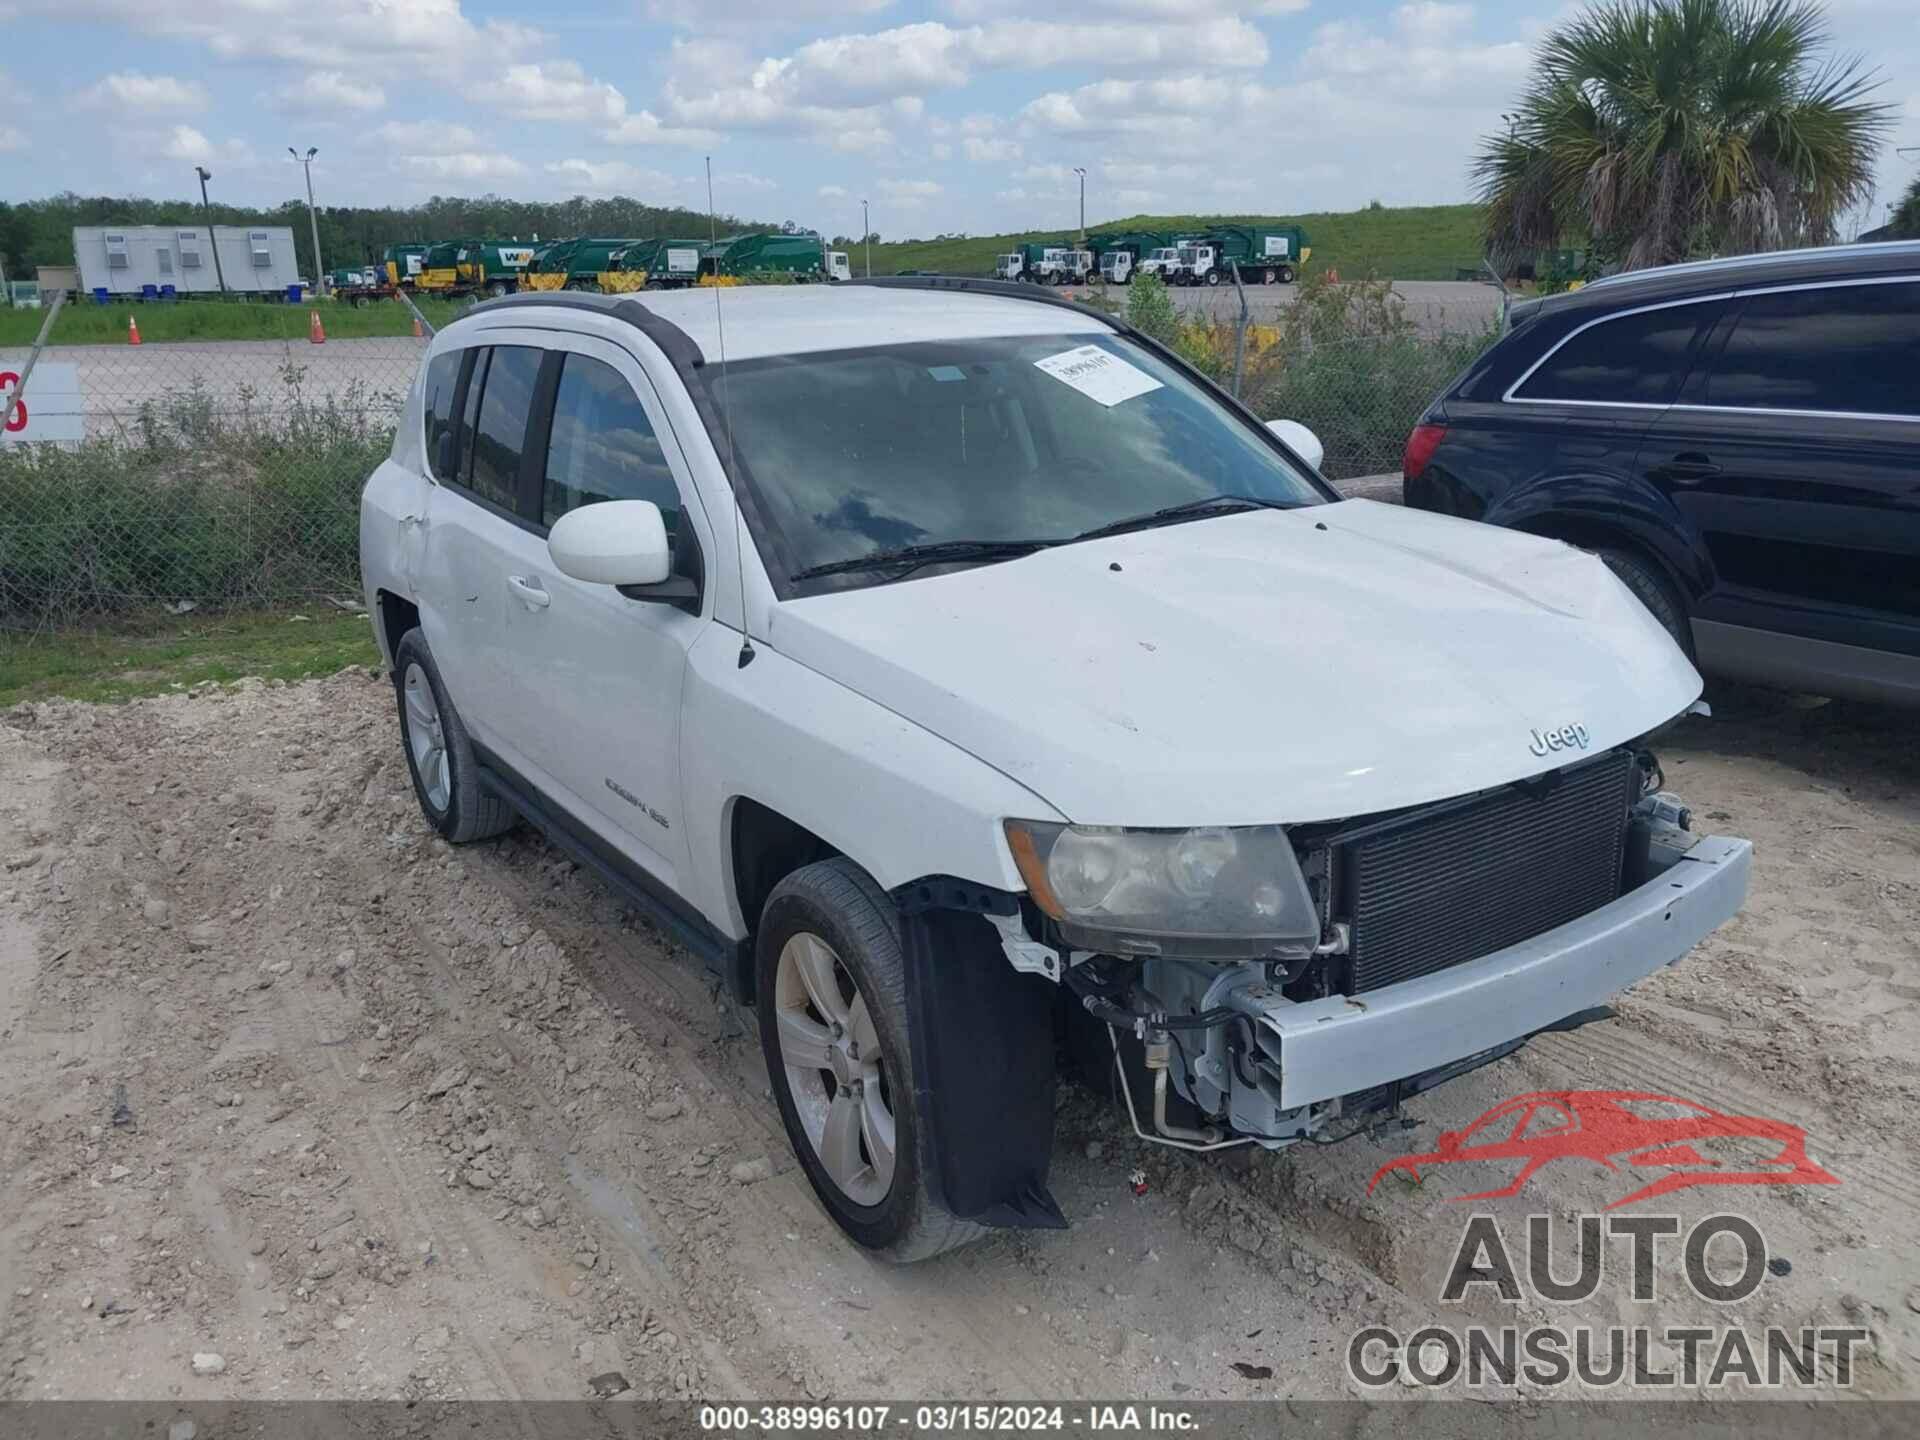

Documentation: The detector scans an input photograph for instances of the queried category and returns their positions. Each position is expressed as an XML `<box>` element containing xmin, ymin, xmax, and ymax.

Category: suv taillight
<box><xmin>1403</xmin><ymin>423</ymin><xmax>1448</xmax><ymax>482</ymax></box>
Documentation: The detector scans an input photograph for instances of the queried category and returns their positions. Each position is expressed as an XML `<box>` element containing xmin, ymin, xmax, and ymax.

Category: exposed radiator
<box><xmin>1341</xmin><ymin>750</ymin><xmax>1637</xmax><ymax>993</ymax></box>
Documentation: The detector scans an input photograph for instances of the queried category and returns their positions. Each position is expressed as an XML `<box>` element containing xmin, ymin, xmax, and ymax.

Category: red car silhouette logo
<box><xmin>1366</xmin><ymin>1090</ymin><xmax>1839</xmax><ymax>1210</ymax></box>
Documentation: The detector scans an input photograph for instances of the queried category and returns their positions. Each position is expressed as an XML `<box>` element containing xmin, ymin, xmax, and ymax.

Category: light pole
<box><xmin>861</xmin><ymin>198</ymin><xmax>870</xmax><ymax>277</ymax></box>
<box><xmin>1072</xmin><ymin>166</ymin><xmax>1086</xmax><ymax>245</ymax></box>
<box><xmin>290</xmin><ymin>146</ymin><xmax>325</xmax><ymax>295</ymax></box>
<box><xmin>194</xmin><ymin>165</ymin><xmax>228</xmax><ymax>296</ymax></box>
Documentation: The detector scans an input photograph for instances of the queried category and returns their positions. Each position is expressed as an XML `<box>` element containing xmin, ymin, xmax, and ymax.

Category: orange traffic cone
<box><xmin>1326</xmin><ymin>267</ymin><xmax>1341</xmax><ymax>284</ymax></box>
<box><xmin>308</xmin><ymin>310</ymin><xmax>326</xmax><ymax>345</ymax></box>
<box><xmin>127</xmin><ymin>314</ymin><xmax>142</xmax><ymax>346</ymax></box>
<box><xmin>410</xmin><ymin>313</ymin><xmax>424</xmax><ymax>338</ymax></box>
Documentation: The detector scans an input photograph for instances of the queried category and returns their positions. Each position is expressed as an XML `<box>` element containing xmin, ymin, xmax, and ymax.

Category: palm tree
<box><xmin>1892</xmin><ymin>175</ymin><xmax>1920</xmax><ymax>238</ymax></box>
<box><xmin>1477</xmin><ymin>0</ymin><xmax>1892</xmax><ymax>271</ymax></box>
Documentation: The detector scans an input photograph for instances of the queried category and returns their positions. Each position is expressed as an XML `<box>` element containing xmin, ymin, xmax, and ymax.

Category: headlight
<box><xmin>1003</xmin><ymin>820</ymin><xmax>1320</xmax><ymax>960</ymax></box>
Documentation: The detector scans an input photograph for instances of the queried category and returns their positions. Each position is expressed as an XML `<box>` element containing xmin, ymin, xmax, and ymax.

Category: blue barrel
<box><xmin>286</xmin><ymin>283</ymin><xmax>304</xmax><ymax>303</ymax></box>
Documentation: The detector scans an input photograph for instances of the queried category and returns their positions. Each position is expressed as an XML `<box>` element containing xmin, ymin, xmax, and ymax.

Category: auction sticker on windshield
<box><xmin>1034</xmin><ymin>344</ymin><xmax>1162</xmax><ymax>407</ymax></box>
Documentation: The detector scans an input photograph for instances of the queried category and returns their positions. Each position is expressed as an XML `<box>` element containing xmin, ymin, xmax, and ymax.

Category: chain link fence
<box><xmin>1</xmin><ymin>276</ymin><xmax>1497</xmax><ymax>635</ymax></box>
<box><xmin>2</xmin><ymin>304</ymin><xmax>422</xmax><ymax>633</ymax></box>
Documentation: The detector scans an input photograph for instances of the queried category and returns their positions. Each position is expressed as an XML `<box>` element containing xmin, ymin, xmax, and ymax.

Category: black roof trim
<box><xmin>462</xmin><ymin>290</ymin><xmax>709</xmax><ymax>366</ymax></box>
<box><xmin>1531</xmin><ymin>241</ymin><xmax>1920</xmax><ymax>322</ymax></box>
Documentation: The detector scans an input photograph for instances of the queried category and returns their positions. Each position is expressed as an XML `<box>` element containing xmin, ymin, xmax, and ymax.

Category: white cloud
<box><xmin>160</xmin><ymin>124</ymin><xmax>254</xmax><ymax>167</ymax></box>
<box><xmin>0</xmin><ymin>126</ymin><xmax>25</xmax><ymax>152</ymax></box>
<box><xmin>818</xmin><ymin>184</ymin><xmax>849</xmax><ymax>199</ymax></box>
<box><xmin>603</xmin><ymin>110</ymin><xmax>719</xmax><ymax>147</ymax></box>
<box><xmin>0</xmin><ymin>69</ymin><xmax>29</xmax><ymax>104</ymax></box>
<box><xmin>545</xmin><ymin>158</ymin><xmax>679</xmax><ymax>195</ymax></box>
<box><xmin>645</xmin><ymin>0</ymin><xmax>891</xmax><ymax>22</ymax></box>
<box><xmin>878</xmin><ymin>178</ymin><xmax>942</xmax><ymax>205</ymax></box>
<box><xmin>399</xmin><ymin>152</ymin><xmax>527</xmax><ymax>181</ymax></box>
<box><xmin>475</xmin><ymin>61</ymin><xmax>625</xmax><ymax>124</ymax></box>
<box><xmin>11</xmin><ymin>0</ymin><xmax>540</xmax><ymax>78</ymax></box>
<box><xmin>76</xmin><ymin>71</ymin><xmax>207</xmax><ymax>113</ymax></box>
<box><xmin>947</xmin><ymin>0</ymin><xmax>1304</xmax><ymax>15</ymax></box>
<box><xmin>271</xmin><ymin>69</ymin><xmax>385</xmax><ymax>115</ymax></box>
<box><xmin>716</xmin><ymin>170</ymin><xmax>776</xmax><ymax>191</ymax></box>
<box><xmin>373</xmin><ymin>120</ymin><xmax>481</xmax><ymax>153</ymax></box>
<box><xmin>963</xmin><ymin>135</ymin><xmax>1021</xmax><ymax>163</ymax></box>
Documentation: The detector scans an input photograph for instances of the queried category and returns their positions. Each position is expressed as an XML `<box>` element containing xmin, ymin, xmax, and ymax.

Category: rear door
<box><xmin>1638</xmin><ymin>277</ymin><xmax>1920</xmax><ymax>675</ymax></box>
<box><xmin>412</xmin><ymin>341</ymin><xmax>546</xmax><ymax>764</ymax></box>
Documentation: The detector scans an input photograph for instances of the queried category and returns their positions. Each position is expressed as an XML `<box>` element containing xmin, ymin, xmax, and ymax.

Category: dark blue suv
<box><xmin>1404</xmin><ymin>240</ymin><xmax>1919</xmax><ymax>706</ymax></box>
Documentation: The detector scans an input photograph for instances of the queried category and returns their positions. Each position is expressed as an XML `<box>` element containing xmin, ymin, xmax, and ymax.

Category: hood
<box><xmin>769</xmin><ymin>500</ymin><xmax>1700</xmax><ymax>827</ymax></box>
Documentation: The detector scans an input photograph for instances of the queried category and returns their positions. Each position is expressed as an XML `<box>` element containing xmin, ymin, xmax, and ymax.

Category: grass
<box><xmin>865</xmin><ymin>202</ymin><xmax>1488</xmax><ymax>282</ymax></box>
<box><xmin>0</xmin><ymin>296</ymin><xmax>470</xmax><ymax>347</ymax></box>
<box><xmin>0</xmin><ymin>609</ymin><xmax>379</xmax><ymax>707</ymax></box>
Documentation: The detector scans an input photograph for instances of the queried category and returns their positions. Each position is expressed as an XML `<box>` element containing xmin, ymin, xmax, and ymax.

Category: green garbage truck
<box><xmin>1175</xmin><ymin>225</ymin><xmax>1311</xmax><ymax>286</ymax></box>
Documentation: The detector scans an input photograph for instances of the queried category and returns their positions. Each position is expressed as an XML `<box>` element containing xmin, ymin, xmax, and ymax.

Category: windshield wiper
<box><xmin>1071</xmin><ymin>494</ymin><xmax>1292</xmax><ymax>544</ymax></box>
<box><xmin>791</xmin><ymin>538</ymin><xmax>1059</xmax><ymax>582</ymax></box>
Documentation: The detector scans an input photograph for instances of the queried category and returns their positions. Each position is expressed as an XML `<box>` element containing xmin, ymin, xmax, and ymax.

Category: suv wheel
<box><xmin>757</xmin><ymin>858</ymin><xmax>982</xmax><ymax>1262</ymax></box>
<box><xmin>392</xmin><ymin>629</ymin><xmax>516</xmax><ymax>843</ymax></box>
<box><xmin>1596</xmin><ymin>548</ymin><xmax>1692</xmax><ymax>657</ymax></box>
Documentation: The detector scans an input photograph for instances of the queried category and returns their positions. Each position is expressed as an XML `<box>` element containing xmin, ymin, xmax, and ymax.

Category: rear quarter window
<box><xmin>1513</xmin><ymin>300</ymin><xmax>1721</xmax><ymax>406</ymax></box>
<box><xmin>422</xmin><ymin>350</ymin><xmax>464</xmax><ymax>483</ymax></box>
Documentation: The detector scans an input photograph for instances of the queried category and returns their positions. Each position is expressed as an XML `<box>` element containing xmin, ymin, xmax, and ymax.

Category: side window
<box><xmin>1705</xmin><ymin>282</ymin><xmax>1920</xmax><ymax>417</ymax></box>
<box><xmin>422</xmin><ymin>350</ymin><xmax>464</xmax><ymax>483</ymax></box>
<box><xmin>464</xmin><ymin>345</ymin><xmax>542</xmax><ymax>513</ymax></box>
<box><xmin>541</xmin><ymin>355</ymin><xmax>681</xmax><ymax>533</ymax></box>
<box><xmin>1514</xmin><ymin>302</ymin><xmax>1718</xmax><ymax>406</ymax></box>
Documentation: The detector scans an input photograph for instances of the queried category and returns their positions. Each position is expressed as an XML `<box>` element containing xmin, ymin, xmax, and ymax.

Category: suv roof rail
<box><xmin>844</xmin><ymin>273</ymin><xmax>1123</xmax><ymax>328</ymax></box>
<box><xmin>1584</xmin><ymin>237</ymin><xmax>1920</xmax><ymax>290</ymax></box>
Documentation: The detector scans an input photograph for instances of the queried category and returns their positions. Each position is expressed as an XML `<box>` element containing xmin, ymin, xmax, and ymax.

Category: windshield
<box><xmin>705</xmin><ymin>333</ymin><xmax>1323</xmax><ymax>592</ymax></box>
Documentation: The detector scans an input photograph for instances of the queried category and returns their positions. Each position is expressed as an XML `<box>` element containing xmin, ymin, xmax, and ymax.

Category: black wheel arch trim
<box><xmin>1488</xmin><ymin>477</ymin><xmax>1714</xmax><ymax>603</ymax></box>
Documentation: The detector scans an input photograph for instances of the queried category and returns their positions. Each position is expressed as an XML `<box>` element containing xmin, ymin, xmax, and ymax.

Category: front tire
<box><xmin>757</xmin><ymin>858</ymin><xmax>981</xmax><ymax>1262</ymax></box>
<box><xmin>392</xmin><ymin>629</ymin><xmax>516</xmax><ymax>844</ymax></box>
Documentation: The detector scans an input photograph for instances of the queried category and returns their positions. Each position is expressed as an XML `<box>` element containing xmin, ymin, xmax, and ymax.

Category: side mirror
<box><xmin>548</xmin><ymin>499</ymin><xmax>671</xmax><ymax>587</ymax></box>
<box><xmin>1266</xmin><ymin>418</ymin><xmax>1324</xmax><ymax>473</ymax></box>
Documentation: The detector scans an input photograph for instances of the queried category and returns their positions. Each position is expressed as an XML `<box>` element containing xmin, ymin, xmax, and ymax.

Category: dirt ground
<box><xmin>0</xmin><ymin>669</ymin><xmax>1915</xmax><ymax>1405</ymax></box>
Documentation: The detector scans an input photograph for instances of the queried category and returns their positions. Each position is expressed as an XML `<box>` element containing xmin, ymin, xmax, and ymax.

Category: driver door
<box><xmin>489</xmin><ymin>333</ymin><xmax>708</xmax><ymax>892</ymax></box>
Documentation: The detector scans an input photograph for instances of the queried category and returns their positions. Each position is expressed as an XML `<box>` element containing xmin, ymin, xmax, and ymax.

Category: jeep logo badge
<box><xmin>1529</xmin><ymin>722</ymin><xmax>1591</xmax><ymax>757</ymax></box>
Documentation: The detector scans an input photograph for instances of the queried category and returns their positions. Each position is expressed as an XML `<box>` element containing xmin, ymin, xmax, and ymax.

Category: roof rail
<box><xmin>844</xmin><ymin>273</ymin><xmax>1123</xmax><ymax>328</ymax></box>
<box><xmin>1585</xmin><ymin>237</ymin><xmax>1920</xmax><ymax>289</ymax></box>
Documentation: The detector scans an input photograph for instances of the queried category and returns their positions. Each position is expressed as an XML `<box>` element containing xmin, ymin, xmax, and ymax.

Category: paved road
<box><xmin>1069</xmin><ymin>277</ymin><xmax>1504</xmax><ymax>335</ymax></box>
<box><xmin>1</xmin><ymin>336</ymin><xmax>425</xmax><ymax>439</ymax></box>
<box><xmin>3</xmin><ymin>280</ymin><xmax>1499</xmax><ymax>441</ymax></box>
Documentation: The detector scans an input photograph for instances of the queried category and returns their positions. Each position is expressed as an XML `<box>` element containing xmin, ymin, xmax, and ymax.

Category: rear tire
<box><xmin>757</xmin><ymin>858</ymin><xmax>983</xmax><ymax>1263</ymax></box>
<box><xmin>1279</xmin><ymin>264</ymin><xmax>1295</xmax><ymax>284</ymax></box>
<box><xmin>392</xmin><ymin>629</ymin><xmax>516</xmax><ymax>844</ymax></box>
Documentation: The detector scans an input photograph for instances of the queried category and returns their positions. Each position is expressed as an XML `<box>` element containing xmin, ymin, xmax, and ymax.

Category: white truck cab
<box><xmin>1100</xmin><ymin>250</ymin><xmax>1136</xmax><ymax>284</ymax></box>
<box><xmin>360</xmin><ymin>280</ymin><xmax>1750</xmax><ymax>1260</ymax></box>
<box><xmin>826</xmin><ymin>251</ymin><xmax>852</xmax><ymax>283</ymax></box>
<box><xmin>1138</xmin><ymin>246</ymin><xmax>1183</xmax><ymax>280</ymax></box>
<box><xmin>996</xmin><ymin>252</ymin><xmax>1026</xmax><ymax>281</ymax></box>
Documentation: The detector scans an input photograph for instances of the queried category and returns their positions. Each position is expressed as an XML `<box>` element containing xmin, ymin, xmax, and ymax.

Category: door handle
<box><xmin>1654</xmin><ymin>453</ymin><xmax>1720</xmax><ymax>485</ymax></box>
<box><xmin>399</xmin><ymin>513</ymin><xmax>426</xmax><ymax>529</ymax></box>
<box><xmin>506</xmin><ymin>575</ymin><xmax>551</xmax><ymax>610</ymax></box>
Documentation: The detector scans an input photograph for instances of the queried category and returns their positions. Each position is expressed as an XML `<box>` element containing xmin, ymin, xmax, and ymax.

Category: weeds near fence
<box><xmin>1146</xmin><ymin>271</ymin><xmax>1495</xmax><ymax>479</ymax></box>
<box><xmin>1</xmin><ymin>370</ymin><xmax>394</xmax><ymax>628</ymax></box>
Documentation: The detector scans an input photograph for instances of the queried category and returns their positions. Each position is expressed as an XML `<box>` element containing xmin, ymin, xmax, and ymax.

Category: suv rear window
<box><xmin>1704</xmin><ymin>281</ymin><xmax>1920</xmax><ymax>417</ymax></box>
<box><xmin>1514</xmin><ymin>302</ymin><xmax>1717</xmax><ymax>406</ymax></box>
<box><xmin>423</xmin><ymin>350</ymin><xmax>464</xmax><ymax>483</ymax></box>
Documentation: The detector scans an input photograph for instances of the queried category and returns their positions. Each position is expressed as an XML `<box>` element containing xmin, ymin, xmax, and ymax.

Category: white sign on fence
<box><xmin>0</xmin><ymin>362</ymin><xmax>86</xmax><ymax>444</ymax></box>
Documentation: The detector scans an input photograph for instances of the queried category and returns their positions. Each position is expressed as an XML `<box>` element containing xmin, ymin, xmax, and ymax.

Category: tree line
<box><xmin>0</xmin><ymin>192</ymin><xmax>784</xmax><ymax>283</ymax></box>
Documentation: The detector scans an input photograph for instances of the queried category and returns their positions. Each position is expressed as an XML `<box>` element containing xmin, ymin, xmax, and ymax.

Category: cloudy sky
<box><xmin>0</xmin><ymin>0</ymin><xmax>1914</xmax><ymax>238</ymax></box>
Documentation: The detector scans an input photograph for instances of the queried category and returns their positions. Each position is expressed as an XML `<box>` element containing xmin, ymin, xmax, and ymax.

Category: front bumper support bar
<box><xmin>1230</xmin><ymin>835</ymin><xmax>1752</xmax><ymax>1109</ymax></box>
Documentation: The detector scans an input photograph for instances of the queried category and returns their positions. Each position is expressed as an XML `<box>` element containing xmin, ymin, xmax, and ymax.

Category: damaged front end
<box><xmin>1013</xmin><ymin>746</ymin><xmax>1752</xmax><ymax>1156</ymax></box>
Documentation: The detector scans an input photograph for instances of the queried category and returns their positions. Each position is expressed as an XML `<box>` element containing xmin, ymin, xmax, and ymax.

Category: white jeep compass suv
<box><xmin>359</xmin><ymin>280</ymin><xmax>1751</xmax><ymax>1261</ymax></box>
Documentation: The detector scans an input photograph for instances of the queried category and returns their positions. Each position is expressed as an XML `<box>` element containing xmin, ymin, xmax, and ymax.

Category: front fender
<box><xmin>1487</xmin><ymin>472</ymin><xmax>1715</xmax><ymax>602</ymax></box>
<box><xmin>678</xmin><ymin>625</ymin><xmax>1065</xmax><ymax>941</ymax></box>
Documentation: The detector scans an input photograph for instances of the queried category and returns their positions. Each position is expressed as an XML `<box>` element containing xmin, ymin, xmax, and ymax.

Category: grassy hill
<box><xmin>864</xmin><ymin>203</ymin><xmax>1487</xmax><ymax>281</ymax></box>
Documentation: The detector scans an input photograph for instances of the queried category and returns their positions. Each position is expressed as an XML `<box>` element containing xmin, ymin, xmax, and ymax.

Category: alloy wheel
<box><xmin>772</xmin><ymin>931</ymin><xmax>896</xmax><ymax>1207</ymax></box>
<box><xmin>403</xmin><ymin>663</ymin><xmax>451</xmax><ymax>813</ymax></box>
